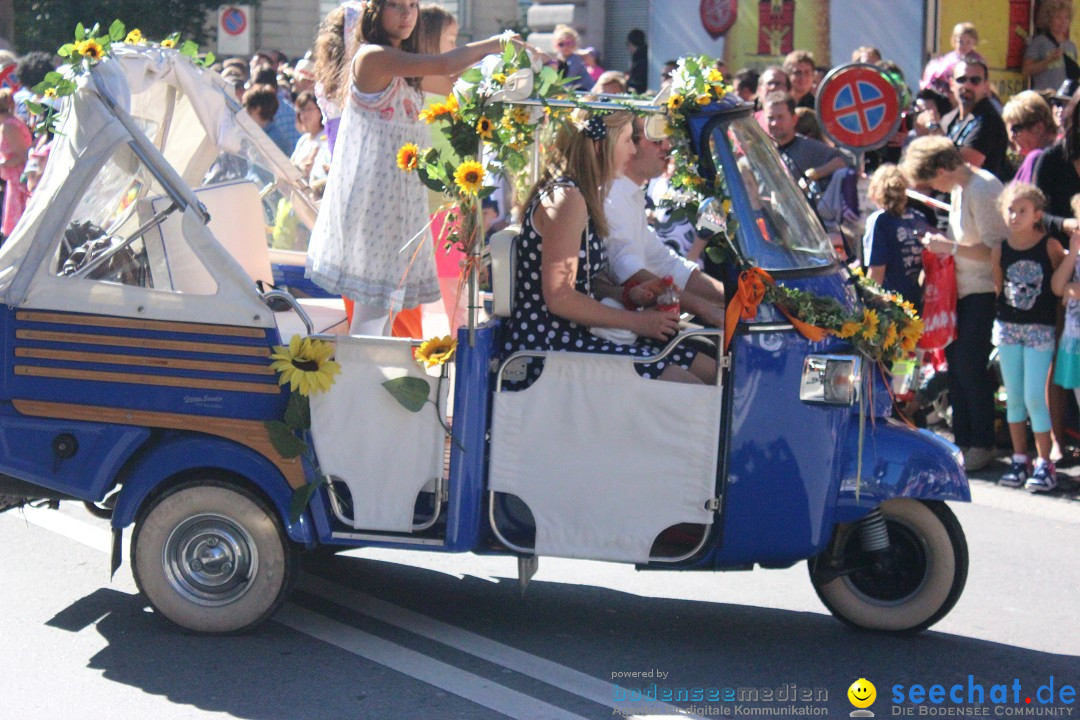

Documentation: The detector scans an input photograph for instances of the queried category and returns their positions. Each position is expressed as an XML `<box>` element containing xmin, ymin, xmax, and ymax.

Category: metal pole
<box><xmin>468</xmin><ymin>137</ymin><xmax>483</xmax><ymax>346</ymax></box>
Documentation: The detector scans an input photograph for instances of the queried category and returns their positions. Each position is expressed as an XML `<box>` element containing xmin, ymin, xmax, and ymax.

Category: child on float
<box><xmin>993</xmin><ymin>182</ymin><xmax>1064</xmax><ymax>491</ymax></box>
<box><xmin>306</xmin><ymin>0</ymin><xmax>519</xmax><ymax>336</ymax></box>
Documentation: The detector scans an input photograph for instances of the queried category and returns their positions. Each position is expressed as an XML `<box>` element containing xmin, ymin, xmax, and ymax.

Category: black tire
<box><xmin>810</xmin><ymin>499</ymin><xmax>968</xmax><ymax>633</ymax></box>
<box><xmin>132</xmin><ymin>480</ymin><xmax>296</xmax><ymax>634</ymax></box>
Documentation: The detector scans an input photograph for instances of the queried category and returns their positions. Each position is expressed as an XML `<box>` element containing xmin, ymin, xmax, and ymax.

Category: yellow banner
<box><xmin>723</xmin><ymin>0</ymin><xmax>831</xmax><ymax>70</ymax></box>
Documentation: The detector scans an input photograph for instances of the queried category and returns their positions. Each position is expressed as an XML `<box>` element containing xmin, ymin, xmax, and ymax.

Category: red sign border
<box><xmin>221</xmin><ymin>7</ymin><xmax>248</xmax><ymax>37</ymax></box>
<box><xmin>815</xmin><ymin>63</ymin><xmax>901</xmax><ymax>152</ymax></box>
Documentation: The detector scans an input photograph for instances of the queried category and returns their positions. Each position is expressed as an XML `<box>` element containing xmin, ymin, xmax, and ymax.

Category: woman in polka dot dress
<box><xmin>502</xmin><ymin>109</ymin><xmax>715</xmax><ymax>386</ymax></box>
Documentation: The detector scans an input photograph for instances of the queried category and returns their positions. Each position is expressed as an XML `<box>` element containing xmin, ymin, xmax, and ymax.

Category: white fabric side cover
<box><xmin>310</xmin><ymin>337</ymin><xmax>446</xmax><ymax>532</ymax></box>
<box><xmin>489</xmin><ymin>352</ymin><xmax>722</xmax><ymax>563</ymax></box>
<box><xmin>488</xmin><ymin>225</ymin><xmax>519</xmax><ymax>318</ymax></box>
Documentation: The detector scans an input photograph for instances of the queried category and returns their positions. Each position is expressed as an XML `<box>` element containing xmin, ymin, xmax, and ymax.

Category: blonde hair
<box><xmin>851</xmin><ymin>46</ymin><xmax>882</xmax><ymax>63</ymax></box>
<box><xmin>1037</xmin><ymin>0</ymin><xmax>1074</xmax><ymax>31</ymax></box>
<box><xmin>868</xmin><ymin>164</ymin><xmax>909</xmax><ymax>215</ymax></box>
<box><xmin>553</xmin><ymin>24</ymin><xmax>580</xmax><ymax>43</ymax></box>
<box><xmin>416</xmin><ymin>4</ymin><xmax>456</xmax><ymax>56</ymax></box>
<box><xmin>525</xmin><ymin>109</ymin><xmax>633</xmax><ymax>238</ymax></box>
<box><xmin>952</xmin><ymin>22</ymin><xmax>978</xmax><ymax>44</ymax></box>
<box><xmin>590</xmin><ymin>70</ymin><xmax>627</xmax><ymax>94</ymax></box>
<box><xmin>314</xmin><ymin>6</ymin><xmax>349</xmax><ymax>104</ymax></box>
<box><xmin>900</xmin><ymin>136</ymin><xmax>964</xmax><ymax>184</ymax></box>
<box><xmin>1002</xmin><ymin>90</ymin><xmax>1057</xmax><ymax>135</ymax></box>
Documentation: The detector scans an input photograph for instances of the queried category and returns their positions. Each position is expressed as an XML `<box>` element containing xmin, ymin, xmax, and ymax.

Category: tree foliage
<box><xmin>13</xmin><ymin>0</ymin><xmax>257</xmax><ymax>54</ymax></box>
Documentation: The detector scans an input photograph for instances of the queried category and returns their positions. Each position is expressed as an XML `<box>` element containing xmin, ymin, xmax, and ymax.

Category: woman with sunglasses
<box><xmin>552</xmin><ymin>25</ymin><xmax>589</xmax><ymax>91</ymax></box>
<box><xmin>1003</xmin><ymin>91</ymin><xmax>1058</xmax><ymax>184</ymax></box>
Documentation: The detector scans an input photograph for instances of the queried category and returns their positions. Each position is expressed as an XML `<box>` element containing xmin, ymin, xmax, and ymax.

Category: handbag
<box><xmin>919</xmin><ymin>249</ymin><xmax>957</xmax><ymax>349</ymax></box>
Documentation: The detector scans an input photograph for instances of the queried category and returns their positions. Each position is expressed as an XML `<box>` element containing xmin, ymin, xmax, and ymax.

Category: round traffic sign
<box><xmin>221</xmin><ymin>7</ymin><xmax>248</xmax><ymax>36</ymax></box>
<box><xmin>815</xmin><ymin>63</ymin><xmax>901</xmax><ymax>151</ymax></box>
<box><xmin>0</xmin><ymin>64</ymin><xmax>20</xmax><ymax>93</ymax></box>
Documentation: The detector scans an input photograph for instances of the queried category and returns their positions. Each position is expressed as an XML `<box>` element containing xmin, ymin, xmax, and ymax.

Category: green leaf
<box><xmin>502</xmin><ymin>42</ymin><xmax>516</xmax><ymax>66</ymax></box>
<box><xmin>109</xmin><ymin>20</ymin><xmax>125</xmax><ymax>42</ymax></box>
<box><xmin>264</xmin><ymin>420</ymin><xmax>306</xmax><ymax>458</ymax></box>
<box><xmin>202</xmin><ymin>51</ymin><xmax>215</xmax><ymax>67</ymax></box>
<box><xmin>460</xmin><ymin>67</ymin><xmax>483</xmax><ymax>83</ymax></box>
<box><xmin>382</xmin><ymin>376</ymin><xmax>430</xmax><ymax>412</ymax></box>
<box><xmin>180</xmin><ymin>40</ymin><xmax>199</xmax><ymax>57</ymax></box>
<box><xmin>417</xmin><ymin>165</ymin><xmax>448</xmax><ymax>193</ymax></box>
<box><xmin>504</xmin><ymin>152</ymin><xmax>526</xmax><ymax>173</ymax></box>
<box><xmin>24</xmin><ymin>101</ymin><xmax>44</xmax><ymax>116</ymax></box>
<box><xmin>58</xmin><ymin>44</ymin><xmax>73</xmax><ymax>58</ymax></box>
<box><xmin>284</xmin><ymin>393</ymin><xmax>311</xmax><ymax>430</ymax></box>
<box><xmin>75</xmin><ymin>23</ymin><xmax>85</xmax><ymax>41</ymax></box>
<box><xmin>289</xmin><ymin>482</ymin><xmax>318</xmax><ymax>523</ymax></box>
<box><xmin>43</xmin><ymin>71</ymin><xmax>64</xmax><ymax>84</ymax></box>
<box><xmin>477</xmin><ymin>186</ymin><xmax>496</xmax><ymax>200</ymax></box>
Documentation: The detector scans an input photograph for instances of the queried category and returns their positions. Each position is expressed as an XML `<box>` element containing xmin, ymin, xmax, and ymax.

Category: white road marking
<box><xmin>9</xmin><ymin>508</ymin><xmax>682</xmax><ymax>719</ymax></box>
<box><xmin>297</xmin><ymin>575</ymin><xmax>691</xmax><ymax>717</ymax></box>
<box><xmin>276</xmin><ymin>604</ymin><xmax>594</xmax><ymax>720</ymax></box>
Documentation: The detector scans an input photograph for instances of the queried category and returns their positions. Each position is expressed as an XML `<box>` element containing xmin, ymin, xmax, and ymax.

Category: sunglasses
<box><xmin>556</xmin><ymin>40</ymin><xmax>575</xmax><ymax>47</ymax></box>
<box><xmin>953</xmin><ymin>75</ymin><xmax>984</xmax><ymax>85</ymax></box>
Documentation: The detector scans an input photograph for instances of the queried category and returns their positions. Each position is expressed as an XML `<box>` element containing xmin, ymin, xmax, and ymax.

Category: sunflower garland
<box><xmin>28</xmin><ymin>20</ymin><xmax>216</xmax><ymax>136</ymax></box>
<box><xmin>395</xmin><ymin>41</ymin><xmax>574</xmax><ymax>255</ymax></box>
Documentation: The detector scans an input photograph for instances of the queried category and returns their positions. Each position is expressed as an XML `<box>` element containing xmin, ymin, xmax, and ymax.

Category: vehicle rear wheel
<box><xmin>809</xmin><ymin>498</ymin><xmax>967</xmax><ymax>633</ymax></box>
<box><xmin>132</xmin><ymin>481</ymin><xmax>295</xmax><ymax>634</ymax></box>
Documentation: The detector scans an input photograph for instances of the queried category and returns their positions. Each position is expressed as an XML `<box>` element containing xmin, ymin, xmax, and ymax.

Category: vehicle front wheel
<box><xmin>132</xmin><ymin>481</ymin><xmax>295</xmax><ymax>634</ymax></box>
<box><xmin>809</xmin><ymin>498</ymin><xmax>967</xmax><ymax>634</ymax></box>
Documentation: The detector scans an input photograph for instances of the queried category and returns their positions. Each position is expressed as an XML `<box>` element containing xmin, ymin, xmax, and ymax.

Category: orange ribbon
<box><xmin>724</xmin><ymin>268</ymin><xmax>770</xmax><ymax>350</ymax></box>
<box><xmin>723</xmin><ymin>267</ymin><xmax>828</xmax><ymax>349</ymax></box>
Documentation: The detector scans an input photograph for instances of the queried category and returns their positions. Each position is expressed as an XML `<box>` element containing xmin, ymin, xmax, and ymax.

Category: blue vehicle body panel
<box><xmin>110</xmin><ymin>433</ymin><xmax>315</xmax><ymax>545</ymax></box>
<box><xmin>0</xmin><ymin>403</ymin><xmax>150</xmax><ymax>501</ymax></box>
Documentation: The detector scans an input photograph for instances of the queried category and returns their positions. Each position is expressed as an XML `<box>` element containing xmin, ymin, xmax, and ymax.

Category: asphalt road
<box><xmin>0</xmin><ymin>479</ymin><xmax>1076</xmax><ymax>720</ymax></box>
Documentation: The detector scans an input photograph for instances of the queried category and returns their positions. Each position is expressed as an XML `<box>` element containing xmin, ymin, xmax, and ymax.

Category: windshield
<box><xmin>712</xmin><ymin>115</ymin><xmax>836</xmax><ymax>271</ymax></box>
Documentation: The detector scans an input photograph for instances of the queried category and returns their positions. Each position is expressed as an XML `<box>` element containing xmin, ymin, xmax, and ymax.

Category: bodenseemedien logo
<box><xmin>849</xmin><ymin>678</ymin><xmax>877</xmax><ymax>717</ymax></box>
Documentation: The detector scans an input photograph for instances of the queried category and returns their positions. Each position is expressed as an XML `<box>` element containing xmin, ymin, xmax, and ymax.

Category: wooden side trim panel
<box><xmin>11</xmin><ymin>399</ymin><xmax>306</xmax><ymax>489</ymax></box>
<box><xmin>15</xmin><ymin>311</ymin><xmax>267</xmax><ymax>338</ymax></box>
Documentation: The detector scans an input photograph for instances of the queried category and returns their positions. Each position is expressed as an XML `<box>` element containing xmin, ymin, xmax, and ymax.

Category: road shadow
<box><xmin>45</xmin><ymin>558</ymin><xmax>1080</xmax><ymax>719</ymax></box>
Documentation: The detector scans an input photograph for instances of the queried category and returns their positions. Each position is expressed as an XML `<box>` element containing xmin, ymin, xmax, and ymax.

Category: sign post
<box><xmin>217</xmin><ymin>5</ymin><xmax>253</xmax><ymax>57</ymax></box>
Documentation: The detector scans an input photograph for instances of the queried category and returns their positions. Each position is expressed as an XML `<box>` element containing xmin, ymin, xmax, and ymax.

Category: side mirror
<box><xmin>695</xmin><ymin>196</ymin><xmax>728</xmax><ymax>238</ymax></box>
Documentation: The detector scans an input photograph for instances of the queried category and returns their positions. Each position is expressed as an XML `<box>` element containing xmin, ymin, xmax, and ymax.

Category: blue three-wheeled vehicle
<box><xmin>0</xmin><ymin>45</ymin><xmax>968</xmax><ymax>635</ymax></box>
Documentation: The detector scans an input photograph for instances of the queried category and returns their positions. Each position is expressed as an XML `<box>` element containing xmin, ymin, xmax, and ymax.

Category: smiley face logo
<box><xmin>848</xmin><ymin>678</ymin><xmax>877</xmax><ymax>709</ymax></box>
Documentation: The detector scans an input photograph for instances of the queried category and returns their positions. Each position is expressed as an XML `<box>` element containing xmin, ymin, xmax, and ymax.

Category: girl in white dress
<box><xmin>307</xmin><ymin>0</ymin><xmax>518</xmax><ymax>335</ymax></box>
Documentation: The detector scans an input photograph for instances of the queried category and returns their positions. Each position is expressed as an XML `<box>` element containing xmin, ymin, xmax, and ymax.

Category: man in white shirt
<box><xmin>603</xmin><ymin>118</ymin><xmax>727</xmax><ymax>328</ymax></box>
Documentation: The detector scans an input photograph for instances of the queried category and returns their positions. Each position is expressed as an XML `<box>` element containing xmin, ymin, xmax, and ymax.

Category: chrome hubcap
<box><xmin>163</xmin><ymin>514</ymin><xmax>257</xmax><ymax>606</ymax></box>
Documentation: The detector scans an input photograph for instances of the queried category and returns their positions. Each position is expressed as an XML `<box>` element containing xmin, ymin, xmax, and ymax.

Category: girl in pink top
<box><xmin>0</xmin><ymin>88</ymin><xmax>31</xmax><ymax>238</ymax></box>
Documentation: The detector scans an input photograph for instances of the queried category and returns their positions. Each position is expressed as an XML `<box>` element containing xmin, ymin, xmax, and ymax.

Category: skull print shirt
<box><xmin>996</xmin><ymin>234</ymin><xmax>1057</xmax><ymax>328</ymax></box>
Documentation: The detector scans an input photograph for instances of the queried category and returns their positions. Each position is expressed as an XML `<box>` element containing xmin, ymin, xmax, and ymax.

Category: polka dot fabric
<box><xmin>500</xmin><ymin>179</ymin><xmax>697</xmax><ymax>388</ymax></box>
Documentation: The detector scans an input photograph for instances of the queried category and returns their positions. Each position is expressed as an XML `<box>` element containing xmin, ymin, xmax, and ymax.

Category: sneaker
<box><xmin>963</xmin><ymin>446</ymin><xmax>995</xmax><ymax>472</ymax></box>
<box><xmin>1025</xmin><ymin>462</ymin><xmax>1057</xmax><ymax>493</ymax></box>
<box><xmin>998</xmin><ymin>460</ymin><xmax>1028</xmax><ymax>488</ymax></box>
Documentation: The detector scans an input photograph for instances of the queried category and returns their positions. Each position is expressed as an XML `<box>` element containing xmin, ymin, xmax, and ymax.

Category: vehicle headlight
<box><xmin>800</xmin><ymin>354</ymin><xmax>862</xmax><ymax>405</ymax></box>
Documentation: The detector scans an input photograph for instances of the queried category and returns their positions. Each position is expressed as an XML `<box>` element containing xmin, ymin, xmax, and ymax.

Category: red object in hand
<box><xmin>656</xmin><ymin>275</ymin><xmax>681</xmax><ymax>313</ymax></box>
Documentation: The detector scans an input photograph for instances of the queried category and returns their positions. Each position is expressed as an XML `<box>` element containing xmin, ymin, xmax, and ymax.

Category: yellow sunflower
<box><xmin>899</xmin><ymin>317</ymin><xmax>924</xmax><ymax>352</ymax></box>
<box><xmin>418</xmin><ymin>104</ymin><xmax>443</xmax><ymax>124</ymax></box>
<box><xmin>861</xmin><ymin>309</ymin><xmax>880</xmax><ymax>341</ymax></box>
<box><xmin>43</xmin><ymin>87</ymin><xmax>58</xmax><ymax>99</ymax></box>
<box><xmin>269</xmin><ymin>335</ymin><xmax>341</xmax><ymax>396</ymax></box>
<box><xmin>476</xmin><ymin>115</ymin><xmax>494</xmax><ymax>140</ymax></box>
<box><xmin>453</xmin><ymin>160</ymin><xmax>485</xmax><ymax>196</ymax></box>
<box><xmin>707</xmin><ymin>68</ymin><xmax>724</xmax><ymax>83</ymax></box>
<box><xmin>161</xmin><ymin>37</ymin><xmax>177</xmax><ymax>49</ymax></box>
<box><xmin>512</xmin><ymin>107</ymin><xmax>531</xmax><ymax>124</ymax></box>
<box><xmin>834</xmin><ymin>321</ymin><xmax>861</xmax><ymax>339</ymax></box>
<box><xmin>75</xmin><ymin>39</ymin><xmax>104</xmax><ymax>61</ymax></box>
<box><xmin>712</xmin><ymin>84</ymin><xmax>727</xmax><ymax>98</ymax></box>
<box><xmin>444</xmin><ymin>93</ymin><xmax>459</xmax><ymax>115</ymax></box>
<box><xmin>124</xmin><ymin>29</ymin><xmax>144</xmax><ymax>45</ymax></box>
<box><xmin>492</xmin><ymin>72</ymin><xmax>507</xmax><ymax>84</ymax></box>
<box><xmin>882</xmin><ymin>323</ymin><xmax>898</xmax><ymax>350</ymax></box>
<box><xmin>415</xmin><ymin>335</ymin><xmax>457</xmax><ymax>367</ymax></box>
<box><xmin>667</xmin><ymin>93</ymin><xmax>684</xmax><ymax>111</ymax></box>
<box><xmin>695</xmin><ymin>94</ymin><xmax>712</xmax><ymax>105</ymax></box>
<box><xmin>396</xmin><ymin>143</ymin><xmax>419</xmax><ymax>172</ymax></box>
